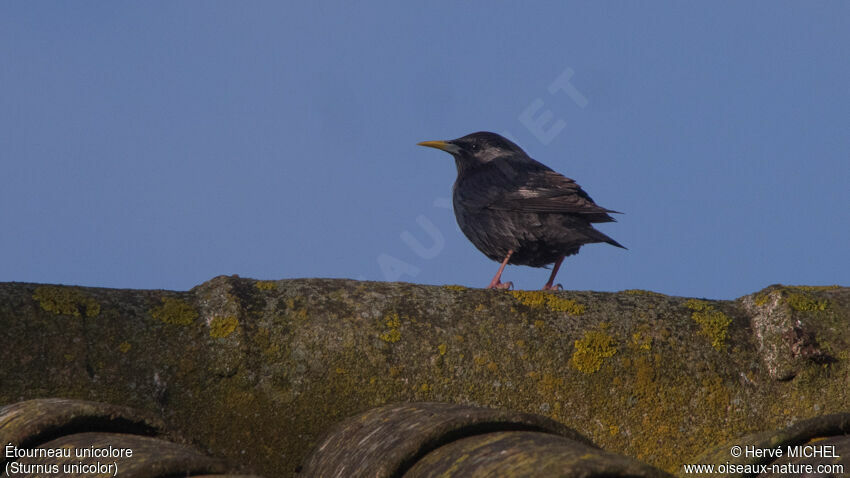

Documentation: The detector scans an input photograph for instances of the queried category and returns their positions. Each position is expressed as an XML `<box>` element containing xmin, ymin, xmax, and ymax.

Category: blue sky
<box><xmin>1</xmin><ymin>2</ymin><xmax>848</xmax><ymax>299</ymax></box>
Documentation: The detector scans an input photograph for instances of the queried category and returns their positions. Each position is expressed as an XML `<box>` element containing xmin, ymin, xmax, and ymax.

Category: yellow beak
<box><xmin>417</xmin><ymin>140</ymin><xmax>450</xmax><ymax>150</ymax></box>
<box><xmin>417</xmin><ymin>140</ymin><xmax>459</xmax><ymax>153</ymax></box>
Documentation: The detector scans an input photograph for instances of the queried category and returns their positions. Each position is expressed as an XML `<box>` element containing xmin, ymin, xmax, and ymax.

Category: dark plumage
<box><xmin>418</xmin><ymin>131</ymin><xmax>625</xmax><ymax>290</ymax></box>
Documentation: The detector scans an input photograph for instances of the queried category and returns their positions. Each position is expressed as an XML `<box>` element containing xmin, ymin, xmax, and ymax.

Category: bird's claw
<box><xmin>542</xmin><ymin>283</ymin><xmax>563</xmax><ymax>291</ymax></box>
<box><xmin>487</xmin><ymin>281</ymin><xmax>513</xmax><ymax>290</ymax></box>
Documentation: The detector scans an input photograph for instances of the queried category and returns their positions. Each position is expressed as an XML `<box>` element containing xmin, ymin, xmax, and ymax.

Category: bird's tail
<box><xmin>606</xmin><ymin>237</ymin><xmax>628</xmax><ymax>250</ymax></box>
<box><xmin>586</xmin><ymin>228</ymin><xmax>627</xmax><ymax>250</ymax></box>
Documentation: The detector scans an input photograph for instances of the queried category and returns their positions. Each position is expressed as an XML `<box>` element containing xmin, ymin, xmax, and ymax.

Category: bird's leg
<box><xmin>542</xmin><ymin>256</ymin><xmax>565</xmax><ymax>290</ymax></box>
<box><xmin>487</xmin><ymin>250</ymin><xmax>514</xmax><ymax>290</ymax></box>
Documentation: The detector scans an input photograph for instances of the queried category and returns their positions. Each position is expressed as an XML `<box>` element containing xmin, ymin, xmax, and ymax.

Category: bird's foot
<box><xmin>542</xmin><ymin>283</ymin><xmax>563</xmax><ymax>291</ymax></box>
<box><xmin>487</xmin><ymin>280</ymin><xmax>513</xmax><ymax>290</ymax></box>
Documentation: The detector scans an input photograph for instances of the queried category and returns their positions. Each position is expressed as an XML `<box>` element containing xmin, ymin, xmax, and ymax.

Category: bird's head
<box><xmin>418</xmin><ymin>132</ymin><xmax>526</xmax><ymax>173</ymax></box>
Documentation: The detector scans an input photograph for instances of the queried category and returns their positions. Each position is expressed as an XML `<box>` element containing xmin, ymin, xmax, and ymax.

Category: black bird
<box><xmin>418</xmin><ymin>132</ymin><xmax>625</xmax><ymax>290</ymax></box>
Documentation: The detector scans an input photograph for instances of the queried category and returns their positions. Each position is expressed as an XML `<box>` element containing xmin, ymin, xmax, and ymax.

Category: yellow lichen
<box><xmin>789</xmin><ymin>285</ymin><xmax>839</xmax><ymax>291</ymax></box>
<box><xmin>283</xmin><ymin>296</ymin><xmax>309</xmax><ymax>320</ymax></box>
<box><xmin>509</xmin><ymin>290</ymin><xmax>586</xmax><ymax>315</ymax></box>
<box><xmin>150</xmin><ymin>297</ymin><xmax>198</xmax><ymax>326</ymax></box>
<box><xmin>437</xmin><ymin>343</ymin><xmax>447</xmax><ymax>355</ymax></box>
<box><xmin>786</xmin><ymin>293</ymin><xmax>828</xmax><ymax>312</ymax></box>
<box><xmin>631</xmin><ymin>331</ymin><xmax>652</xmax><ymax>351</ymax></box>
<box><xmin>254</xmin><ymin>281</ymin><xmax>276</xmax><ymax>291</ymax></box>
<box><xmin>754</xmin><ymin>287</ymin><xmax>830</xmax><ymax>311</ymax></box>
<box><xmin>32</xmin><ymin>286</ymin><xmax>101</xmax><ymax>318</ymax></box>
<box><xmin>537</xmin><ymin>372</ymin><xmax>564</xmax><ymax>394</ymax></box>
<box><xmin>753</xmin><ymin>292</ymin><xmax>771</xmax><ymax>306</ymax></box>
<box><xmin>570</xmin><ymin>324</ymin><xmax>618</xmax><ymax>374</ymax></box>
<box><xmin>623</xmin><ymin>289</ymin><xmax>664</xmax><ymax>297</ymax></box>
<box><xmin>686</xmin><ymin>299</ymin><xmax>731</xmax><ymax>351</ymax></box>
<box><xmin>442</xmin><ymin>285</ymin><xmax>467</xmax><ymax>291</ymax></box>
<box><xmin>684</xmin><ymin>299</ymin><xmax>709</xmax><ymax>311</ymax></box>
<box><xmin>379</xmin><ymin>329</ymin><xmax>401</xmax><ymax>343</ymax></box>
<box><xmin>379</xmin><ymin>312</ymin><xmax>402</xmax><ymax>343</ymax></box>
<box><xmin>385</xmin><ymin>313</ymin><xmax>400</xmax><ymax>328</ymax></box>
<box><xmin>118</xmin><ymin>342</ymin><xmax>132</xmax><ymax>353</ymax></box>
<box><xmin>210</xmin><ymin>316</ymin><xmax>239</xmax><ymax>338</ymax></box>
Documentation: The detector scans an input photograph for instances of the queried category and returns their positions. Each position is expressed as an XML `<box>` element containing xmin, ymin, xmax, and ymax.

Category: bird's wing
<box><xmin>485</xmin><ymin>166</ymin><xmax>621</xmax><ymax>219</ymax></box>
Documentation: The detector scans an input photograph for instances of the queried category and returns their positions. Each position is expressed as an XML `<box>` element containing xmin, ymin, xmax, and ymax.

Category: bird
<box><xmin>418</xmin><ymin>131</ymin><xmax>625</xmax><ymax>290</ymax></box>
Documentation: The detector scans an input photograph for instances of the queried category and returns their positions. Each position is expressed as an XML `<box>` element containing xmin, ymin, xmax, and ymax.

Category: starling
<box><xmin>418</xmin><ymin>132</ymin><xmax>625</xmax><ymax>290</ymax></box>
